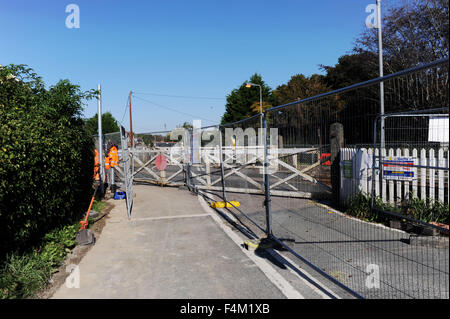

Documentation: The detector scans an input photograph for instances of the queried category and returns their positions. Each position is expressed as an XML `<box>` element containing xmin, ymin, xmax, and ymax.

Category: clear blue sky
<box><xmin>0</xmin><ymin>0</ymin><xmax>378</xmax><ymax>133</ymax></box>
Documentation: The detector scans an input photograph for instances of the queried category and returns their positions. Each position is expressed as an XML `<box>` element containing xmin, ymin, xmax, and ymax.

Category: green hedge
<box><xmin>0</xmin><ymin>65</ymin><xmax>95</xmax><ymax>256</ymax></box>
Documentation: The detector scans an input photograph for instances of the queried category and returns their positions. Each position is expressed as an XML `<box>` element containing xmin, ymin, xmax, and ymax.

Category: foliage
<box><xmin>0</xmin><ymin>222</ymin><xmax>80</xmax><ymax>299</ymax></box>
<box><xmin>221</xmin><ymin>73</ymin><xmax>276</xmax><ymax>125</ymax></box>
<box><xmin>177</xmin><ymin>122</ymin><xmax>193</xmax><ymax>130</ymax></box>
<box><xmin>345</xmin><ymin>192</ymin><xmax>449</xmax><ymax>226</ymax></box>
<box><xmin>0</xmin><ymin>198</ymin><xmax>108</xmax><ymax>299</ymax></box>
<box><xmin>345</xmin><ymin>192</ymin><xmax>388</xmax><ymax>223</ymax></box>
<box><xmin>405</xmin><ymin>197</ymin><xmax>449</xmax><ymax>225</ymax></box>
<box><xmin>0</xmin><ymin>64</ymin><xmax>95</xmax><ymax>256</ymax></box>
<box><xmin>91</xmin><ymin>200</ymin><xmax>106</xmax><ymax>214</ymax></box>
<box><xmin>354</xmin><ymin>0</ymin><xmax>449</xmax><ymax>72</ymax></box>
<box><xmin>313</xmin><ymin>1</ymin><xmax>449</xmax><ymax>145</ymax></box>
<box><xmin>273</xmin><ymin>74</ymin><xmax>331</xmax><ymax>105</ymax></box>
<box><xmin>84</xmin><ymin>111</ymin><xmax>120</xmax><ymax>136</ymax></box>
<box><xmin>320</xmin><ymin>52</ymin><xmax>378</xmax><ymax>90</ymax></box>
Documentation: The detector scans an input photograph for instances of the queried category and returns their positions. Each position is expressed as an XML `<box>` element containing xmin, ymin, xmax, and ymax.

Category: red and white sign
<box><xmin>155</xmin><ymin>153</ymin><xmax>167</xmax><ymax>171</ymax></box>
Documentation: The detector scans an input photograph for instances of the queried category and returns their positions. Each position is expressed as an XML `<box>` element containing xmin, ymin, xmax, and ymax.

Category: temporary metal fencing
<box><xmin>262</xmin><ymin>58</ymin><xmax>448</xmax><ymax>299</ymax></box>
<box><xmin>111</xmin><ymin>57</ymin><xmax>448</xmax><ymax>298</ymax></box>
<box><xmin>118</xmin><ymin>126</ymin><xmax>133</xmax><ymax>218</ymax></box>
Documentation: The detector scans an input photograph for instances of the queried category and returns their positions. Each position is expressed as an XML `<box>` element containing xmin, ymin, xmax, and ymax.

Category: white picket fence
<box><xmin>340</xmin><ymin>147</ymin><xmax>450</xmax><ymax>206</ymax></box>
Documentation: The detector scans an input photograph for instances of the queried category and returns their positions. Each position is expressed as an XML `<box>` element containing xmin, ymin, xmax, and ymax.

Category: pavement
<box><xmin>51</xmin><ymin>185</ymin><xmax>336</xmax><ymax>299</ymax></box>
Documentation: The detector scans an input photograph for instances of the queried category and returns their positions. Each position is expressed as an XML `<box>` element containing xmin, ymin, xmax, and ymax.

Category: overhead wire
<box><xmin>133</xmin><ymin>91</ymin><xmax>225</xmax><ymax>101</ymax></box>
<box><xmin>119</xmin><ymin>95</ymin><xmax>130</xmax><ymax>127</ymax></box>
<box><xmin>132</xmin><ymin>94</ymin><xmax>218</xmax><ymax>124</ymax></box>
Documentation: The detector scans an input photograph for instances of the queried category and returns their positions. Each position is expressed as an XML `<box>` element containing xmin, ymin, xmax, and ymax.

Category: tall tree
<box><xmin>355</xmin><ymin>0</ymin><xmax>449</xmax><ymax>73</ymax></box>
<box><xmin>271</xmin><ymin>74</ymin><xmax>341</xmax><ymax>146</ymax></box>
<box><xmin>273</xmin><ymin>73</ymin><xmax>331</xmax><ymax>104</ymax></box>
<box><xmin>221</xmin><ymin>73</ymin><xmax>275</xmax><ymax>125</ymax></box>
<box><xmin>320</xmin><ymin>52</ymin><xmax>379</xmax><ymax>89</ymax></box>
<box><xmin>84</xmin><ymin>111</ymin><xmax>119</xmax><ymax>136</ymax></box>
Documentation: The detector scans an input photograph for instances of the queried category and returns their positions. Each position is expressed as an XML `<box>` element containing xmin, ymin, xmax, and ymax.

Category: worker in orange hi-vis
<box><xmin>104</xmin><ymin>154</ymin><xmax>111</xmax><ymax>170</ymax></box>
<box><xmin>106</xmin><ymin>144</ymin><xmax>119</xmax><ymax>190</ymax></box>
<box><xmin>94</xmin><ymin>149</ymin><xmax>100</xmax><ymax>181</ymax></box>
<box><xmin>109</xmin><ymin>145</ymin><xmax>118</xmax><ymax>168</ymax></box>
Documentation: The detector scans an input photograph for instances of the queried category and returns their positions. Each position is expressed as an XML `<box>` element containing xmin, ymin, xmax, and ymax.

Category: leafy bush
<box><xmin>345</xmin><ymin>192</ymin><xmax>389</xmax><ymax>222</ymax></box>
<box><xmin>406</xmin><ymin>197</ymin><xmax>449</xmax><ymax>225</ymax></box>
<box><xmin>345</xmin><ymin>191</ymin><xmax>449</xmax><ymax>226</ymax></box>
<box><xmin>0</xmin><ymin>64</ymin><xmax>95</xmax><ymax>256</ymax></box>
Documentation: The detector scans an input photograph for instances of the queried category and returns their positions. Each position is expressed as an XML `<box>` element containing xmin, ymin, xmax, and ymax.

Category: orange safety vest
<box><xmin>94</xmin><ymin>149</ymin><xmax>100</xmax><ymax>180</ymax></box>
<box><xmin>109</xmin><ymin>146</ymin><xmax>118</xmax><ymax>167</ymax></box>
<box><xmin>105</xmin><ymin>155</ymin><xmax>110</xmax><ymax>170</ymax></box>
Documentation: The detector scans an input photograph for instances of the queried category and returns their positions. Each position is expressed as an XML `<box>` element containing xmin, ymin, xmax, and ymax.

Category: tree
<box><xmin>270</xmin><ymin>74</ymin><xmax>343</xmax><ymax>146</ymax></box>
<box><xmin>354</xmin><ymin>0</ymin><xmax>449</xmax><ymax>73</ymax></box>
<box><xmin>320</xmin><ymin>52</ymin><xmax>379</xmax><ymax>90</ymax></box>
<box><xmin>177</xmin><ymin>121</ymin><xmax>193</xmax><ymax>130</ymax></box>
<box><xmin>273</xmin><ymin>73</ymin><xmax>331</xmax><ymax>104</ymax></box>
<box><xmin>221</xmin><ymin>74</ymin><xmax>275</xmax><ymax>125</ymax></box>
<box><xmin>84</xmin><ymin>111</ymin><xmax>119</xmax><ymax>136</ymax></box>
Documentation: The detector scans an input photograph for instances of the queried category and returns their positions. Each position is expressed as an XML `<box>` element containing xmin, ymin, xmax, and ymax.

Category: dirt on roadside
<box><xmin>36</xmin><ymin>199</ymin><xmax>116</xmax><ymax>299</ymax></box>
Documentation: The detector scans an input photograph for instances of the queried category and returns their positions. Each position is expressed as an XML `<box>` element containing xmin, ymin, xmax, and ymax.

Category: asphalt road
<box><xmin>212</xmin><ymin>191</ymin><xmax>449</xmax><ymax>299</ymax></box>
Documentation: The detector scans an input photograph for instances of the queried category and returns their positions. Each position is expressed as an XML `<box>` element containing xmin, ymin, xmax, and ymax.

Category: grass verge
<box><xmin>0</xmin><ymin>199</ymin><xmax>105</xmax><ymax>299</ymax></box>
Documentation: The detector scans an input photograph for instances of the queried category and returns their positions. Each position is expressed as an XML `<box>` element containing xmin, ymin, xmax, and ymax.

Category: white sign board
<box><xmin>428</xmin><ymin>117</ymin><xmax>449</xmax><ymax>143</ymax></box>
<box><xmin>383</xmin><ymin>156</ymin><xmax>416</xmax><ymax>181</ymax></box>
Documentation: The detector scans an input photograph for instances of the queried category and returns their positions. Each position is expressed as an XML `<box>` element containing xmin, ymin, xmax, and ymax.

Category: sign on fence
<box><xmin>343</xmin><ymin>160</ymin><xmax>353</xmax><ymax>178</ymax></box>
<box><xmin>383</xmin><ymin>156</ymin><xmax>415</xmax><ymax>181</ymax></box>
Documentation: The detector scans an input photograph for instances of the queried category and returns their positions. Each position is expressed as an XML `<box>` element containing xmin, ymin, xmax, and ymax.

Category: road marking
<box><xmin>131</xmin><ymin>213</ymin><xmax>210</xmax><ymax>222</ymax></box>
<box><xmin>198</xmin><ymin>195</ymin><xmax>304</xmax><ymax>299</ymax></box>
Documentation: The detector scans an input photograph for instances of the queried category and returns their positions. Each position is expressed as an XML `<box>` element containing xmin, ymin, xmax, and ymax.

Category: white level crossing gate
<box><xmin>115</xmin><ymin>142</ymin><xmax>331</xmax><ymax>200</ymax></box>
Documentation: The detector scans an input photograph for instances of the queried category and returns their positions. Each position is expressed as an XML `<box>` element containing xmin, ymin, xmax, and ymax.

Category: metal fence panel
<box><xmin>263</xmin><ymin>59</ymin><xmax>449</xmax><ymax>299</ymax></box>
<box><xmin>120</xmin><ymin>126</ymin><xmax>133</xmax><ymax>219</ymax></box>
<box><xmin>119</xmin><ymin>58</ymin><xmax>449</xmax><ymax>299</ymax></box>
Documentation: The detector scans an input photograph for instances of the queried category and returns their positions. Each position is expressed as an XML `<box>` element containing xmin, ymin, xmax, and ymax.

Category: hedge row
<box><xmin>0</xmin><ymin>65</ymin><xmax>95</xmax><ymax>256</ymax></box>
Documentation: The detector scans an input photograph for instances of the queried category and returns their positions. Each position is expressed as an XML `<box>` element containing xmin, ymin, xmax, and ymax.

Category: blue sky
<box><xmin>0</xmin><ymin>0</ymin><xmax>379</xmax><ymax>132</ymax></box>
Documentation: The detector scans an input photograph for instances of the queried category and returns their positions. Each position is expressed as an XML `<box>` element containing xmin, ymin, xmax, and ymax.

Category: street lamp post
<box><xmin>245</xmin><ymin>82</ymin><xmax>265</xmax><ymax>186</ymax></box>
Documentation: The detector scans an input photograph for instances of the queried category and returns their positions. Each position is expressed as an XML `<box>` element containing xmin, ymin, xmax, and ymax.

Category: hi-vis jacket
<box><xmin>94</xmin><ymin>149</ymin><xmax>100</xmax><ymax>180</ymax></box>
<box><xmin>105</xmin><ymin>146</ymin><xmax>119</xmax><ymax>170</ymax></box>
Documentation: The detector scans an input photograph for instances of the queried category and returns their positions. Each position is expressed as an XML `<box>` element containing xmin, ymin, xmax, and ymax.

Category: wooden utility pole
<box><xmin>129</xmin><ymin>91</ymin><xmax>133</xmax><ymax>147</ymax></box>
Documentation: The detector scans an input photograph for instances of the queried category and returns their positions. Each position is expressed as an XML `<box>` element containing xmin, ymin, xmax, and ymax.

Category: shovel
<box><xmin>76</xmin><ymin>185</ymin><xmax>98</xmax><ymax>245</ymax></box>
